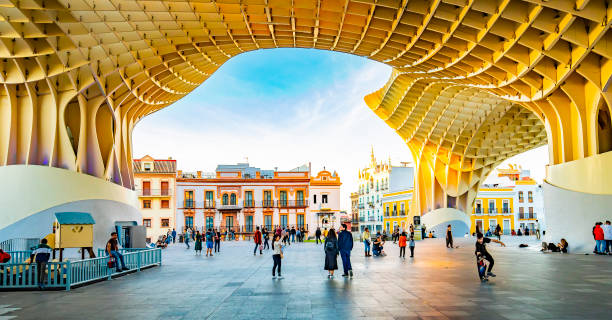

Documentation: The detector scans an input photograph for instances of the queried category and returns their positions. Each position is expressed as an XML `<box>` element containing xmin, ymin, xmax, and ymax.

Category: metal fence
<box><xmin>1</xmin><ymin>248</ymin><xmax>161</xmax><ymax>291</ymax></box>
<box><xmin>0</xmin><ymin>238</ymin><xmax>40</xmax><ymax>251</ymax></box>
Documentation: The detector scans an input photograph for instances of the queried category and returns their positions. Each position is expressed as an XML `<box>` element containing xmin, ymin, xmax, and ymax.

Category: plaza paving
<box><xmin>1</xmin><ymin>236</ymin><xmax>611</xmax><ymax>320</ymax></box>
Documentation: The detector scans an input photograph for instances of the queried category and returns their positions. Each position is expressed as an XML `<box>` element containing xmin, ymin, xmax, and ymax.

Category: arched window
<box><xmin>222</xmin><ymin>193</ymin><xmax>228</xmax><ymax>205</ymax></box>
<box><xmin>230</xmin><ymin>193</ymin><xmax>236</xmax><ymax>205</ymax></box>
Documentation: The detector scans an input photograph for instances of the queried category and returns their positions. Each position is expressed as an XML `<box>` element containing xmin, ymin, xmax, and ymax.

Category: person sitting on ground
<box><xmin>517</xmin><ymin>228</ymin><xmax>522</xmax><ymax>236</ymax></box>
<box><xmin>372</xmin><ymin>235</ymin><xmax>386</xmax><ymax>256</ymax></box>
<box><xmin>542</xmin><ymin>238</ymin><xmax>569</xmax><ymax>253</ymax></box>
<box><xmin>511</xmin><ymin>229</ymin><xmax>516</xmax><ymax>236</ymax></box>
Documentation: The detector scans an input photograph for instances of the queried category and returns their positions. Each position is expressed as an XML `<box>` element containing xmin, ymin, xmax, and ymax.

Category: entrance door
<box><xmin>206</xmin><ymin>216</ymin><xmax>214</xmax><ymax>230</ymax></box>
<box><xmin>225</xmin><ymin>216</ymin><xmax>234</xmax><ymax>230</ymax></box>
<box><xmin>185</xmin><ymin>216</ymin><xmax>193</xmax><ymax>229</ymax></box>
<box><xmin>475</xmin><ymin>220</ymin><xmax>483</xmax><ymax>233</ymax></box>
<box><xmin>503</xmin><ymin>219</ymin><xmax>511</xmax><ymax>235</ymax></box>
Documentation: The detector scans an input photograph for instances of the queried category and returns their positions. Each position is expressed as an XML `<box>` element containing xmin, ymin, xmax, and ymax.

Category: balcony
<box><xmin>392</xmin><ymin>210</ymin><xmax>397</xmax><ymax>216</ymax></box>
<box><xmin>368</xmin><ymin>216</ymin><xmax>375</xmax><ymax>221</ymax></box>
<box><xmin>359</xmin><ymin>217</ymin><xmax>366</xmax><ymax>222</ymax></box>
<box><xmin>277</xmin><ymin>200</ymin><xmax>309</xmax><ymax>208</ymax></box>
<box><xmin>358</xmin><ymin>203</ymin><xmax>365</xmax><ymax>209</ymax></box>
<box><xmin>138</xmin><ymin>189</ymin><xmax>172</xmax><ymax>197</ymax></box>
<box><xmin>519</xmin><ymin>213</ymin><xmax>537</xmax><ymax>219</ymax></box>
<box><xmin>262</xmin><ymin>200</ymin><xmax>274</xmax><ymax>208</ymax></box>
<box><xmin>204</xmin><ymin>200</ymin><xmax>215</xmax><ymax>209</ymax></box>
<box><xmin>243</xmin><ymin>200</ymin><xmax>255</xmax><ymax>208</ymax></box>
<box><xmin>182</xmin><ymin>200</ymin><xmax>197</xmax><ymax>209</ymax></box>
<box><xmin>474</xmin><ymin>208</ymin><xmax>483</xmax><ymax>215</ymax></box>
<box><xmin>217</xmin><ymin>202</ymin><xmax>242</xmax><ymax>210</ymax></box>
<box><xmin>399</xmin><ymin>210</ymin><xmax>405</xmax><ymax>216</ymax></box>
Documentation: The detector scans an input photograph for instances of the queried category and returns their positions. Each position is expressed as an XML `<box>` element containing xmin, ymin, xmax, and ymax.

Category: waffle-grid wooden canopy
<box><xmin>0</xmin><ymin>0</ymin><xmax>610</xmax><ymax>215</ymax></box>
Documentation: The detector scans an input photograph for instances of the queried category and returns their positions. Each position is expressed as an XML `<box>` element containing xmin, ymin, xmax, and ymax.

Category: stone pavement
<box><xmin>1</xmin><ymin>236</ymin><xmax>611</xmax><ymax>320</ymax></box>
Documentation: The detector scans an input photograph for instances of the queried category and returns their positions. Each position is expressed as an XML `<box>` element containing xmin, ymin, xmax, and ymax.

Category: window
<box><xmin>161</xmin><ymin>219</ymin><xmax>169</xmax><ymax>227</ymax></box>
<box><xmin>245</xmin><ymin>191</ymin><xmax>253</xmax><ymax>207</ymax></box>
<box><xmin>528</xmin><ymin>191</ymin><xmax>533</xmax><ymax>203</ymax></box>
<box><xmin>143</xmin><ymin>200</ymin><xmax>151</xmax><ymax>209</ymax></box>
<box><xmin>502</xmin><ymin>200</ymin><xmax>509</xmax><ymax>213</ymax></box>
<box><xmin>142</xmin><ymin>181</ymin><xmax>151</xmax><ymax>195</ymax></box>
<box><xmin>393</xmin><ymin>204</ymin><xmax>397</xmax><ymax>215</ymax></box>
<box><xmin>519</xmin><ymin>207</ymin><xmax>524</xmax><ymax>219</ymax></box>
<box><xmin>143</xmin><ymin>219</ymin><xmax>151</xmax><ymax>228</ymax></box>
<box><xmin>518</xmin><ymin>191</ymin><xmax>524</xmax><ymax>203</ymax></box>
<box><xmin>313</xmin><ymin>194</ymin><xmax>317</xmax><ymax>204</ymax></box>
<box><xmin>385</xmin><ymin>205</ymin><xmax>389</xmax><ymax>216</ymax></box>
<box><xmin>161</xmin><ymin>181</ymin><xmax>169</xmax><ymax>195</ymax></box>
<box><xmin>488</xmin><ymin>200</ymin><xmax>496</xmax><ymax>213</ymax></box>
<box><xmin>222</xmin><ymin>193</ymin><xmax>229</xmax><ymax>205</ymax></box>
<box><xmin>230</xmin><ymin>193</ymin><xmax>236</xmax><ymax>205</ymax></box>
<box><xmin>144</xmin><ymin>163</ymin><xmax>152</xmax><ymax>171</ymax></box>
<box><xmin>264</xmin><ymin>191</ymin><xmax>272</xmax><ymax>207</ymax></box>
<box><xmin>297</xmin><ymin>214</ymin><xmax>304</xmax><ymax>228</ymax></box>
<box><xmin>161</xmin><ymin>200</ymin><xmax>169</xmax><ymax>208</ymax></box>
<box><xmin>296</xmin><ymin>190</ymin><xmax>304</xmax><ymax>206</ymax></box>
<box><xmin>400</xmin><ymin>203</ymin><xmax>405</xmax><ymax>215</ymax></box>
<box><xmin>280</xmin><ymin>191</ymin><xmax>288</xmax><ymax>207</ymax></box>
<box><xmin>184</xmin><ymin>191</ymin><xmax>194</xmax><ymax>208</ymax></box>
<box><xmin>475</xmin><ymin>200</ymin><xmax>482</xmax><ymax>214</ymax></box>
<box><xmin>205</xmin><ymin>191</ymin><xmax>214</xmax><ymax>207</ymax></box>
<box><xmin>264</xmin><ymin>215</ymin><xmax>272</xmax><ymax>230</ymax></box>
<box><xmin>280</xmin><ymin>215</ymin><xmax>288</xmax><ymax>228</ymax></box>
<box><xmin>322</xmin><ymin>194</ymin><xmax>328</xmax><ymax>204</ymax></box>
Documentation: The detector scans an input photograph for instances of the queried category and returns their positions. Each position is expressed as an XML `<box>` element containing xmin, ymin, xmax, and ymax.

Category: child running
<box><xmin>272</xmin><ymin>234</ymin><xmax>284</xmax><ymax>279</ymax></box>
<box><xmin>398</xmin><ymin>232</ymin><xmax>407</xmax><ymax>259</ymax></box>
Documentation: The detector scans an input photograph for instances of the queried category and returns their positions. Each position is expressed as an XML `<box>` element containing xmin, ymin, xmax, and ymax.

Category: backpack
<box><xmin>325</xmin><ymin>240</ymin><xmax>336</xmax><ymax>252</ymax></box>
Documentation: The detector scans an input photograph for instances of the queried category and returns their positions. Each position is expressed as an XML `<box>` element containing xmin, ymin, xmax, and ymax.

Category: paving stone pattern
<box><xmin>1</xmin><ymin>236</ymin><xmax>611</xmax><ymax>320</ymax></box>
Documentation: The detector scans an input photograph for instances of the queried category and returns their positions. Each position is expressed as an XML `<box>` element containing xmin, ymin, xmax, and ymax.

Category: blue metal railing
<box><xmin>1</xmin><ymin>248</ymin><xmax>161</xmax><ymax>291</ymax></box>
<box><xmin>0</xmin><ymin>238</ymin><xmax>40</xmax><ymax>251</ymax></box>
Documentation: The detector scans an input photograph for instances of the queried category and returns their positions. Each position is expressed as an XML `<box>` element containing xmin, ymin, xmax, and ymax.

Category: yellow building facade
<box><xmin>470</xmin><ymin>188</ymin><xmax>515</xmax><ymax>235</ymax></box>
<box><xmin>382</xmin><ymin>190</ymin><xmax>413</xmax><ymax>234</ymax></box>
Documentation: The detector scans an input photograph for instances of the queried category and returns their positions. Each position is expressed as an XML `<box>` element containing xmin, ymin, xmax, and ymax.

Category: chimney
<box><xmin>197</xmin><ymin>171</ymin><xmax>202</xmax><ymax>178</ymax></box>
<box><xmin>168</xmin><ymin>157</ymin><xmax>172</xmax><ymax>160</ymax></box>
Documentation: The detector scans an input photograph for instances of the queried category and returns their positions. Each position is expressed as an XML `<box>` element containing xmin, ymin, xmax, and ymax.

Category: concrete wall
<box><xmin>421</xmin><ymin>208</ymin><xmax>470</xmax><ymax>239</ymax></box>
<box><xmin>0</xmin><ymin>199</ymin><xmax>142</xmax><ymax>251</ymax></box>
<box><xmin>542</xmin><ymin>182</ymin><xmax>612</xmax><ymax>253</ymax></box>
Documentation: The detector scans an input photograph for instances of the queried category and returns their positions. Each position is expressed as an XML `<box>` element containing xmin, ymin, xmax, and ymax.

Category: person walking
<box><xmin>184</xmin><ymin>228</ymin><xmax>191</xmax><ymax>249</ymax></box>
<box><xmin>301</xmin><ymin>227</ymin><xmax>306</xmax><ymax>242</ymax></box>
<box><xmin>603</xmin><ymin>221</ymin><xmax>612</xmax><ymax>254</ymax></box>
<box><xmin>446</xmin><ymin>225</ymin><xmax>453</xmax><ymax>248</ymax></box>
<box><xmin>409</xmin><ymin>235</ymin><xmax>415</xmax><ymax>258</ymax></box>
<box><xmin>171</xmin><ymin>228</ymin><xmax>177</xmax><ymax>244</ymax></box>
<box><xmin>495</xmin><ymin>224</ymin><xmax>502</xmax><ymax>241</ymax></box>
<box><xmin>475</xmin><ymin>232</ymin><xmax>505</xmax><ymax>279</ymax></box>
<box><xmin>362</xmin><ymin>227</ymin><xmax>371</xmax><ymax>257</ymax></box>
<box><xmin>315</xmin><ymin>227</ymin><xmax>322</xmax><ymax>244</ymax></box>
<box><xmin>290</xmin><ymin>227</ymin><xmax>296</xmax><ymax>243</ymax></box>
<box><xmin>254</xmin><ymin>226</ymin><xmax>263</xmax><ymax>255</ymax></box>
<box><xmin>194</xmin><ymin>231</ymin><xmax>202</xmax><ymax>255</ymax></box>
<box><xmin>272</xmin><ymin>234</ymin><xmax>283</xmax><ymax>279</ymax></box>
<box><xmin>32</xmin><ymin>239</ymin><xmax>52</xmax><ymax>289</ymax></box>
<box><xmin>535</xmin><ymin>220</ymin><xmax>541</xmax><ymax>240</ymax></box>
<box><xmin>338</xmin><ymin>224</ymin><xmax>354</xmax><ymax>278</ymax></box>
<box><xmin>296</xmin><ymin>228</ymin><xmax>301</xmax><ymax>243</ymax></box>
<box><xmin>594</xmin><ymin>222</ymin><xmax>605</xmax><ymax>254</ymax></box>
<box><xmin>398</xmin><ymin>232</ymin><xmax>407</xmax><ymax>259</ymax></box>
<box><xmin>214</xmin><ymin>228</ymin><xmax>221</xmax><ymax>253</ymax></box>
<box><xmin>324</xmin><ymin>228</ymin><xmax>339</xmax><ymax>279</ymax></box>
<box><xmin>205</xmin><ymin>229</ymin><xmax>214</xmax><ymax>257</ymax></box>
<box><xmin>263</xmin><ymin>228</ymin><xmax>270</xmax><ymax>250</ymax></box>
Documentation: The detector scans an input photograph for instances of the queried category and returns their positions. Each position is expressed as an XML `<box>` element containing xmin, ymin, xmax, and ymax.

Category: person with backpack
<box><xmin>398</xmin><ymin>232</ymin><xmax>407</xmax><ymax>258</ymax></box>
<box><xmin>337</xmin><ymin>224</ymin><xmax>354</xmax><ymax>278</ymax></box>
<box><xmin>171</xmin><ymin>228</ymin><xmax>177</xmax><ymax>244</ymax></box>
<box><xmin>272</xmin><ymin>234</ymin><xmax>283</xmax><ymax>279</ymax></box>
<box><xmin>254</xmin><ymin>226</ymin><xmax>263</xmax><ymax>255</ymax></box>
<box><xmin>324</xmin><ymin>228</ymin><xmax>339</xmax><ymax>279</ymax></box>
<box><xmin>32</xmin><ymin>239</ymin><xmax>52</xmax><ymax>289</ymax></box>
<box><xmin>205</xmin><ymin>229</ymin><xmax>214</xmax><ymax>257</ymax></box>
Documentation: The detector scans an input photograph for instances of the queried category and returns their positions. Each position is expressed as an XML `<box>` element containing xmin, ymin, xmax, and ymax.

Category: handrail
<box><xmin>1</xmin><ymin>248</ymin><xmax>161</xmax><ymax>291</ymax></box>
<box><xmin>0</xmin><ymin>238</ymin><xmax>39</xmax><ymax>251</ymax></box>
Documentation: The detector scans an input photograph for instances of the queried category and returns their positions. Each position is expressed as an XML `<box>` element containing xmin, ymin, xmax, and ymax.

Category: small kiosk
<box><xmin>54</xmin><ymin>212</ymin><xmax>96</xmax><ymax>261</ymax></box>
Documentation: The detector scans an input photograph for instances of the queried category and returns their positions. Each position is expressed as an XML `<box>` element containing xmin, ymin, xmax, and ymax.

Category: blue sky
<box><xmin>133</xmin><ymin>48</ymin><xmax>547</xmax><ymax>209</ymax></box>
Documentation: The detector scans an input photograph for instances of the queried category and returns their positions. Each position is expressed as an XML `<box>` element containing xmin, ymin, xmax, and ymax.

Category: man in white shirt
<box><xmin>602</xmin><ymin>220</ymin><xmax>612</xmax><ymax>255</ymax></box>
<box><xmin>535</xmin><ymin>220</ymin><xmax>541</xmax><ymax>240</ymax></box>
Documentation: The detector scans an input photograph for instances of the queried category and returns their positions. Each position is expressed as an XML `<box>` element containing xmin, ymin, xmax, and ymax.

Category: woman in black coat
<box><xmin>324</xmin><ymin>228</ymin><xmax>339</xmax><ymax>278</ymax></box>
